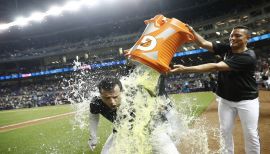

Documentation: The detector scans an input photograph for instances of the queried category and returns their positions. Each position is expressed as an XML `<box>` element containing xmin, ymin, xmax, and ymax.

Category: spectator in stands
<box><xmin>208</xmin><ymin>73</ymin><xmax>217</xmax><ymax>92</ymax></box>
<box><xmin>181</xmin><ymin>82</ymin><xmax>190</xmax><ymax>93</ymax></box>
<box><xmin>169</xmin><ymin>25</ymin><xmax>260</xmax><ymax>154</ymax></box>
<box><xmin>261</xmin><ymin>64</ymin><xmax>270</xmax><ymax>90</ymax></box>
<box><xmin>0</xmin><ymin>79</ymin><xmax>67</xmax><ymax>110</ymax></box>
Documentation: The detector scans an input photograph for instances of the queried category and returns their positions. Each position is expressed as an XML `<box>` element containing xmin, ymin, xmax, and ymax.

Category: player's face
<box><xmin>229</xmin><ymin>28</ymin><xmax>249</xmax><ymax>51</ymax></box>
<box><xmin>100</xmin><ymin>85</ymin><xmax>121</xmax><ymax>110</ymax></box>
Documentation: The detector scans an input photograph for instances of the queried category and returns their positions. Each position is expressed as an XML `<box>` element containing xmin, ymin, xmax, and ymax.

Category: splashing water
<box><xmin>65</xmin><ymin>62</ymin><xmax>224</xmax><ymax>154</ymax></box>
<box><xmin>64</xmin><ymin>61</ymin><xmax>98</xmax><ymax>130</ymax></box>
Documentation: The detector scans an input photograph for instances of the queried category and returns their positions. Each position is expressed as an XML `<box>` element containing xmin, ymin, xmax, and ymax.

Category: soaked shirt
<box><xmin>90</xmin><ymin>96</ymin><xmax>117</xmax><ymax>123</ymax></box>
<box><xmin>90</xmin><ymin>76</ymin><xmax>171</xmax><ymax>130</ymax></box>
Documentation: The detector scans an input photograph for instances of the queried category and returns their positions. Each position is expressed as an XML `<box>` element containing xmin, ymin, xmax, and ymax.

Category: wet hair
<box><xmin>98</xmin><ymin>77</ymin><xmax>123</xmax><ymax>92</ymax></box>
<box><xmin>233</xmin><ymin>25</ymin><xmax>251</xmax><ymax>36</ymax></box>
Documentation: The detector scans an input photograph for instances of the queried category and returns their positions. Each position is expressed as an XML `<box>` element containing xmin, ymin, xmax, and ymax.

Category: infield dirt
<box><xmin>199</xmin><ymin>90</ymin><xmax>270</xmax><ymax>154</ymax></box>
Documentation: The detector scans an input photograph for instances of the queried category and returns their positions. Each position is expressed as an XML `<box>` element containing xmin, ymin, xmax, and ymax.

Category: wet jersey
<box><xmin>90</xmin><ymin>96</ymin><xmax>117</xmax><ymax>123</ymax></box>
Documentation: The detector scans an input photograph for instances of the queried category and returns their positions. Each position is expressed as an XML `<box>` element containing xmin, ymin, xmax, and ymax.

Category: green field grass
<box><xmin>0</xmin><ymin>105</ymin><xmax>73</xmax><ymax>126</ymax></box>
<box><xmin>0</xmin><ymin>116</ymin><xmax>112</xmax><ymax>154</ymax></box>
<box><xmin>0</xmin><ymin>92</ymin><xmax>215</xmax><ymax>154</ymax></box>
<box><xmin>170</xmin><ymin>91</ymin><xmax>215</xmax><ymax>116</ymax></box>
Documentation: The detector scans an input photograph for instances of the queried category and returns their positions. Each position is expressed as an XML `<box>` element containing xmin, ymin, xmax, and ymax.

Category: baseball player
<box><xmin>88</xmin><ymin>77</ymin><xmax>181</xmax><ymax>154</ymax></box>
<box><xmin>88</xmin><ymin>77</ymin><xmax>122</xmax><ymax>153</ymax></box>
<box><xmin>169</xmin><ymin>25</ymin><xmax>260</xmax><ymax>154</ymax></box>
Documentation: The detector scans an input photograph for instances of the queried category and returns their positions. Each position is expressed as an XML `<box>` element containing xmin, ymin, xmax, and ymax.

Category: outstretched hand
<box><xmin>185</xmin><ymin>24</ymin><xmax>195</xmax><ymax>33</ymax></box>
<box><xmin>169</xmin><ymin>65</ymin><xmax>186</xmax><ymax>73</ymax></box>
<box><xmin>88</xmin><ymin>137</ymin><xmax>98</xmax><ymax>151</ymax></box>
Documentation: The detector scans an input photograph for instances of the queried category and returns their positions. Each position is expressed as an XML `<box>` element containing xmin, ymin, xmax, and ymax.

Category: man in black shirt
<box><xmin>88</xmin><ymin>77</ymin><xmax>122</xmax><ymax>153</ymax></box>
<box><xmin>169</xmin><ymin>25</ymin><xmax>260</xmax><ymax>154</ymax></box>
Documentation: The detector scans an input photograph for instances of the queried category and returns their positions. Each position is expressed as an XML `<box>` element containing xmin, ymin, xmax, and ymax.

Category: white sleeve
<box><xmin>89</xmin><ymin>113</ymin><xmax>100</xmax><ymax>139</ymax></box>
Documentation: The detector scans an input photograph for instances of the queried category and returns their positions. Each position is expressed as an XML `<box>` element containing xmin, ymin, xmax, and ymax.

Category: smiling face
<box><xmin>229</xmin><ymin>28</ymin><xmax>250</xmax><ymax>52</ymax></box>
<box><xmin>100</xmin><ymin>85</ymin><xmax>121</xmax><ymax>110</ymax></box>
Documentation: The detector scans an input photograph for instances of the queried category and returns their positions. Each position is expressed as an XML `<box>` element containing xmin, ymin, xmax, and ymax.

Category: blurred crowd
<box><xmin>0</xmin><ymin>79</ymin><xmax>68</xmax><ymax>110</ymax></box>
<box><xmin>0</xmin><ymin>59</ymin><xmax>269</xmax><ymax>111</ymax></box>
<box><xmin>256</xmin><ymin>56</ymin><xmax>270</xmax><ymax>90</ymax></box>
<box><xmin>0</xmin><ymin>32</ymin><xmax>138</xmax><ymax>61</ymax></box>
<box><xmin>165</xmin><ymin>73</ymin><xmax>217</xmax><ymax>94</ymax></box>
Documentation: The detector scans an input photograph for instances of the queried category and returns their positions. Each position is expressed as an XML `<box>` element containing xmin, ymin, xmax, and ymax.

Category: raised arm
<box><xmin>170</xmin><ymin>61</ymin><xmax>231</xmax><ymax>73</ymax></box>
<box><xmin>186</xmin><ymin>25</ymin><xmax>214</xmax><ymax>52</ymax></box>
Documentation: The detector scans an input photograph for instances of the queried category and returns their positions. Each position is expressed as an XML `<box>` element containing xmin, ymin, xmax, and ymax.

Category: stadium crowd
<box><xmin>0</xmin><ymin>32</ymin><xmax>138</xmax><ymax>60</ymax></box>
<box><xmin>0</xmin><ymin>79</ymin><xmax>68</xmax><ymax>110</ymax></box>
<box><xmin>257</xmin><ymin>55</ymin><xmax>270</xmax><ymax>90</ymax></box>
<box><xmin>1</xmin><ymin>57</ymin><xmax>269</xmax><ymax>111</ymax></box>
<box><xmin>0</xmin><ymin>0</ymin><xmax>269</xmax><ymax>111</ymax></box>
<box><xmin>165</xmin><ymin>73</ymin><xmax>217</xmax><ymax>94</ymax></box>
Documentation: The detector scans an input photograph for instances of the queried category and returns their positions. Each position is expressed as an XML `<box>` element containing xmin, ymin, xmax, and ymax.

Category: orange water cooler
<box><xmin>126</xmin><ymin>15</ymin><xmax>195</xmax><ymax>73</ymax></box>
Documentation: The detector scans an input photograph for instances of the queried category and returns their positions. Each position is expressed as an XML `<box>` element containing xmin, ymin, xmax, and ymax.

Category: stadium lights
<box><xmin>82</xmin><ymin>0</ymin><xmax>99</xmax><ymax>7</ymax></box>
<box><xmin>104</xmin><ymin>0</ymin><xmax>116</xmax><ymax>4</ymax></box>
<box><xmin>0</xmin><ymin>0</ymin><xmax>99</xmax><ymax>32</ymax></box>
<box><xmin>46</xmin><ymin>6</ymin><xmax>63</xmax><ymax>16</ymax></box>
<box><xmin>28</xmin><ymin>12</ymin><xmax>47</xmax><ymax>22</ymax></box>
<box><xmin>0</xmin><ymin>23</ymin><xmax>11</xmax><ymax>30</ymax></box>
<box><xmin>13</xmin><ymin>17</ymin><xmax>29</xmax><ymax>27</ymax></box>
<box><xmin>63</xmin><ymin>1</ymin><xmax>81</xmax><ymax>12</ymax></box>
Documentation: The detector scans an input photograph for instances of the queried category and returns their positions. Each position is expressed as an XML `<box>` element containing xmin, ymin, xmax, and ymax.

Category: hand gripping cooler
<box><xmin>126</xmin><ymin>15</ymin><xmax>195</xmax><ymax>73</ymax></box>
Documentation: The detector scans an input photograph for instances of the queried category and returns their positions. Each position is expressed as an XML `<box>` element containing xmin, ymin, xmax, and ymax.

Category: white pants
<box><xmin>101</xmin><ymin>133</ymin><xmax>115</xmax><ymax>154</ymax></box>
<box><xmin>150</xmin><ymin>108</ymin><xmax>181</xmax><ymax>154</ymax></box>
<box><xmin>102</xmin><ymin>109</ymin><xmax>181</xmax><ymax>154</ymax></box>
<box><xmin>150</xmin><ymin>130</ymin><xmax>179</xmax><ymax>154</ymax></box>
<box><xmin>217</xmin><ymin>97</ymin><xmax>260</xmax><ymax>154</ymax></box>
<box><xmin>102</xmin><ymin>129</ymin><xmax>179</xmax><ymax>154</ymax></box>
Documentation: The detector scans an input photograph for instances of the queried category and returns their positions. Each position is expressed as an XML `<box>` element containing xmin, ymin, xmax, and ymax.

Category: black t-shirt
<box><xmin>213</xmin><ymin>43</ymin><xmax>258</xmax><ymax>102</ymax></box>
<box><xmin>90</xmin><ymin>96</ymin><xmax>117</xmax><ymax>123</ymax></box>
